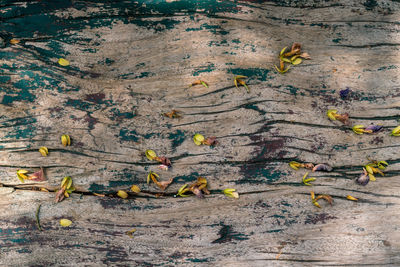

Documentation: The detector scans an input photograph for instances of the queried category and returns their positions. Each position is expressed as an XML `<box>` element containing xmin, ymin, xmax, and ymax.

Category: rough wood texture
<box><xmin>1</xmin><ymin>0</ymin><xmax>400</xmax><ymax>265</ymax></box>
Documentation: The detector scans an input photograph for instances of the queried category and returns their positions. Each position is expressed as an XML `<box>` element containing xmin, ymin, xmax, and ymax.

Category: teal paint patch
<box><xmin>228</xmin><ymin>67</ymin><xmax>271</xmax><ymax>81</ymax></box>
<box><xmin>192</xmin><ymin>63</ymin><xmax>215</xmax><ymax>76</ymax></box>
<box><xmin>174</xmin><ymin>172</ymin><xmax>200</xmax><ymax>183</ymax></box>
<box><xmin>119</xmin><ymin>128</ymin><xmax>139</xmax><ymax>142</ymax></box>
<box><xmin>168</xmin><ymin>130</ymin><xmax>186</xmax><ymax>150</ymax></box>
<box><xmin>332</xmin><ymin>144</ymin><xmax>348</xmax><ymax>151</ymax></box>
<box><xmin>232</xmin><ymin>39</ymin><xmax>241</xmax><ymax>44</ymax></box>
<box><xmin>332</xmin><ymin>38</ymin><xmax>341</xmax><ymax>43</ymax></box>
<box><xmin>284</xmin><ymin>85</ymin><xmax>300</xmax><ymax>96</ymax></box>
<box><xmin>377</xmin><ymin>65</ymin><xmax>397</xmax><ymax>71</ymax></box>
<box><xmin>109</xmin><ymin>108</ymin><xmax>136</xmax><ymax>121</ymax></box>
<box><xmin>187</xmin><ymin>258</ymin><xmax>211</xmax><ymax>263</ymax></box>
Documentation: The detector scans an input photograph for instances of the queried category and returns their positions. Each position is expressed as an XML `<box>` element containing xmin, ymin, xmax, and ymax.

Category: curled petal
<box><xmin>61</xmin><ymin>135</ymin><xmax>71</xmax><ymax>146</ymax></box>
<box><xmin>203</xmin><ymin>136</ymin><xmax>218</xmax><ymax>146</ymax></box>
<box><xmin>157</xmin><ymin>178</ymin><xmax>174</xmax><ymax>191</ymax></box>
<box><xmin>39</xmin><ymin>147</ymin><xmax>48</xmax><ymax>157</ymax></box>
<box><xmin>313</xmin><ymin>200</ymin><xmax>321</xmax><ymax>208</ymax></box>
<box><xmin>299</xmin><ymin>52</ymin><xmax>311</xmax><ymax>59</ymax></box>
<box><xmin>310</xmin><ymin>191</ymin><xmax>315</xmax><ymax>200</ymax></box>
<box><xmin>312</xmin><ymin>164</ymin><xmax>332</xmax><ymax>172</ymax></box>
<box><xmin>223</xmin><ymin>188</ymin><xmax>239</xmax><ymax>199</ymax></box>
<box><xmin>365</xmin><ymin>125</ymin><xmax>383</xmax><ymax>133</ymax></box>
<box><xmin>327</xmin><ymin>110</ymin><xmax>338</xmax><ymax>121</ymax></box>
<box><xmin>157</xmin><ymin>156</ymin><xmax>171</xmax><ymax>167</ymax></box>
<box><xmin>303</xmin><ymin>163</ymin><xmax>314</xmax><ymax>170</ymax></box>
<box><xmin>346</xmin><ymin>195</ymin><xmax>358</xmax><ymax>201</ymax></box>
<box><xmin>28</xmin><ymin>167</ymin><xmax>46</xmax><ymax>182</ymax></box>
<box><xmin>356</xmin><ymin>168</ymin><xmax>369</xmax><ymax>186</ymax></box>
<box><xmin>55</xmin><ymin>188</ymin><xmax>66</xmax><ymax>203</ymax></box>
<box><xmin>289</xmin><ymin>161</ymin><xmax>301</xmax><ymax>170</ymax></box>
<box><xmin>391</xmin><ymin>125</ymin><xmax>400</xmax><ymax>136</ymax></box>
<box><xmin>145</xmin><ymin>150</ymin><xmax>157</xmax><ymax>161</ymax></box>
<box><xmin>352</xmin><ymin>125</ymin><xmax>366</xmax><ymax>135</ymax></box>
<box><xmin>314</xmin><ymin>194</ymin><xmax>333</xmax><ymax>205</ymax></box>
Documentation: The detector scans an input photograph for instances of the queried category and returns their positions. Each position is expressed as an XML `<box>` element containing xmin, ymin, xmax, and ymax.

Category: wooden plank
<box><xmin>1</xmin><ymin>0</ymin><xmax>400</xmax><ymax>265</ymax></box>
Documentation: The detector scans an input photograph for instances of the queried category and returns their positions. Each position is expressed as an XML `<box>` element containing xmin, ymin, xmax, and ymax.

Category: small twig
<box><xmin>36</xmin><ymin>204</ymin><xmax>42</xmax><ymax>231</ymax></box>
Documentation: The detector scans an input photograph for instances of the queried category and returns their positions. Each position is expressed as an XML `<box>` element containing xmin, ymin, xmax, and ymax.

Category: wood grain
<box><xmin>1</xmin><ymin>0</ymin><xmax>400</xmax><ymax>265</ymax></box>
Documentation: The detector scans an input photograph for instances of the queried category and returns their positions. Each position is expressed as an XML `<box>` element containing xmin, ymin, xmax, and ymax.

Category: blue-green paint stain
<box><xmin>332</xmin><ymin>38</ymin><xmax>341</xmax><ymax>43</ymax></box>
<box><xmin>377</xmin><ymin>65</ymin><xmax>397</xmax><ymax>71</ymax></box>
<box><xmin>232</xmin><ymin>39</ymin><xmax>241</xmax><ymax>44</ymax></box>
<box><xmin>332</xmin><ymin>144</ymin><xmax>348</xmax><ymax>151</ymax></box>
<box><xmin>192</xmin><ymin>63</ymin><xmax>215</xmax><ymax>76</ymax></box>
<box><xmin>119</xmin><ymin>128</ymin><xmax>139</xmax><ymax>142</ymax></box>
<box><xmin>187</xmin><ymin>258</ymin><xmax>210</xmax><ymax>263</ymax></box>
<box><xmin>174</xmin><ymin>172</ymin><xmax>200</xmax><ymax>183</ymax></box>
<box><xmin>228</xmin><ymin>68</ymin><xmax>271</xmax><ymax>82</ymax></box>
<box><xmin>168</xmin><ymin>130</ymin><xmax>185</xmax><ymax>150</ymax></box>
<box><xmin>109</xmin><ymin>108</ymin><xmax>136</xmax><ymax>121</ymax></box>
<box><xmin>284</xmin><ymin>85</ymin><xmax>300</xmax><ymax>96</ymax></box>
<box><xmin>267</xmin><ymin>229</ymin><xmax>283</xmax><ymax>233</ymax></box>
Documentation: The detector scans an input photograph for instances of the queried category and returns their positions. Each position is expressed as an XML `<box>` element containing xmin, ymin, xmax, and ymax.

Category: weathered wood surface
<box><xmin>1</xmin><ymin>0</ymin><xmax>400</xmax><ymax>265</ymax></box>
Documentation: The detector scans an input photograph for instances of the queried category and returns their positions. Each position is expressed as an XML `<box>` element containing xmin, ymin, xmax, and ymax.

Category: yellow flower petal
<box><xmin>117</xmin><ymin>190</ymin><xmax>128</xmax><ymax>199</ymax></box>
<box><xmin>130</xmin><ymin>185</ymin><xmax>140</xmax><ymax>193</ymax></box>
<box><xmin>58</xmin><ymin>58</ymin><xmax>70</xmax><ymax>66</ymax></box>
<box><xmin>145</xmin><ymin>149</ymin><xmax>157</xmax><ymax>161</ymax></box>
<box><xmin>193</xmin><ymin>133</ymin><xmax>205</xmax><ymax>146</ymax></box>
<box><xmin>61</xmin><ymin>135</ymin><xmax>71</xmax><ymax>146</ymax></box>
<box><xmin>346</xmin><ymin>195</ymin><xmax>358</xmax><ymax>201</ymax></box>
<box><xmin>60</xmin><ymin>219</ymin><xmax>72</xmax><ymax>227</ymax></box>
<box><xmin>39</xmin><ymin>146</ymin><xmax>48</xmax><ymax>157</ymax></box>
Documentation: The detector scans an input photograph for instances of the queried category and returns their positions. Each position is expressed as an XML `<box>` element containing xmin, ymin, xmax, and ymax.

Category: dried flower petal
<box><xmin>10</xmin><ymin>39</ymin><xmax>20</xmax><ymax>45</ymax></box>
<box><xmin>27</xmin><ymin>167</ymin><xmax>46</xmax><ymax>182</ymax></box>
<box><xmin>314</xmin><ymin>194</ymin><xmax>333</xmax><ymax>205</ymax></box>
<box><xmin>310</xmin><ymin>191</ymin><xmax>315</xmax><ymax>200</ymax></box>
<box><xmin>312</xmin><ymin>164</ymin><xmax>332</xmax><ymax>172</ymax></box>
<box><xmin>390</xmin><ymin>125</ymin><xmax>400</xmax><ymax>136</ymax></box>
<box><xmin>58</xmin><ymin>58</ymin><xmax>70</xmax><ymax>66</ymax></box>
<box><xmin>356</xmin><ymin>168</ymin><xmax>369</xmax><ymax>186</ymax></box>
<box><xmin>157</xmin><ymin>178</ymin><xmax>174</xmax><ymax>191</ymax></box>
<box><xmin>157</xmin><ymin>156</ymin><xmax>171</xmax><ymax>167</ymax></box>
<box><xmin>365</xmin><ymin>125</ymin><xmax>383</xmax><ymax>133</ymax></box>
<box><xmin>177</xmin><ymin>184</ymin><xmax>190</xmax><ymax>197</ymax></box>
<box><xmin>234</xmin><ymin>76</ymin><xmax>250</xmax><ymax>93</ymax></box>
<box><xmin>291</xmin><ymin>58</ymin><xmax>302</xmax><ymax>65</ymax></box>
<box><xmin>299</xmin><ymin>52</ymin><xmax>311</xmax><ymax>59</ymax></box>
<box><xmin>147</xmin><ymin>171</ymin><xmax>159</xmax><ymax>184</ymax></box>
<box><xmin>60</xmin><ymin>219</ymin><xmax>72</xmax><ymax>227</ymax></box>
<box><xmin>126</xmin><ymin>229</ymin><xmax>136</xmax><ymax>238</ymax></box>
<box><xmin>17</xmin><ymin>169</ymin><xmax>28</xmax><ymax>182</ymax></box>
<box><xmin>61</xmin><ymin>134</ymin><xmax>71</xmax><ymax>146</ymax></box>
<box><xmin>163</xmin><ymin>110</ymin><xmax>182</xmax><ymax>118</ymax></box>
<box><xmin>145</xmin><ymin>149</ymin><xmax>157</xmax><ymax>161</ymax></box>
<box><xmin>130</xmin><ymin>185</ymin><xmax>140</xmax><ymax>193</ymax></box>
<box><xmin>39</xmin><ymin>146</ymin><xmax>48</xmax><ymax>157</ymax></box>
<box><xmin>117</xmin><ymin>190</ymin><xmax>128</xmax><ymax>199</ymax></box>
<box><xmin>223</xmin><ymin>188</ymin><xmax>239</xmax><ymax>199</ymax></box>
<box><xmin>340</xmin><ymin>88</ymin><xmax>351</xmax><ymax>99</ymax></box>
<box><xmin>202</xmin><ymin>136</ymin><xmax>218</xmax><ymax>146</ymax></box>
<box><xmin>352</xmin><ymin>125</ymin><xmax>366</xmax><ymax>135</ymax></box>
<box><xmin>346</xmin><ymin>195</ymin><xmax>358</xmax><ymax>201</ymax></box>
<box><xmin>55</xmin><ymin>188</ymin><xmax>66</xmax><ymax>203</ymax></box>
<box><xmin>280</xmin><ymin>47</ymin><xmax>287</xmax><ymax>56</ymax></box>
<box><xmin>289</xmin><ymin>161</ymin><xmax>301</xmax><ymax>170</ymax></box>
<box><xmin>189</xmin><ymin>80</ymin><xmax>208</xmax><ymax>88</ymax></box>
<box><xmin>327</xmin><ymin>110</ymin><xmax>338</xmax><ymax>121</ymax></box>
